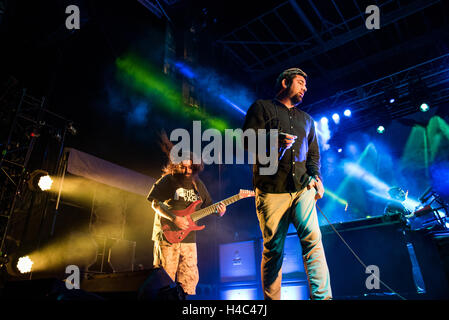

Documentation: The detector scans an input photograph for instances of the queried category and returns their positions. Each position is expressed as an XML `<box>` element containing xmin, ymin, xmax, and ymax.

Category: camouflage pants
<box><xmin>153</xmin><ymin>240</ymin><xmax>199</xmax><ymax>295</ymax></box>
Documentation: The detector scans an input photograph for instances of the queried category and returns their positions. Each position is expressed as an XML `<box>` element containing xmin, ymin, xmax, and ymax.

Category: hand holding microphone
<box><xmin>279</xmin><ymin>132</ymin><xmax>297</xmax><ymax>160</ymax></box>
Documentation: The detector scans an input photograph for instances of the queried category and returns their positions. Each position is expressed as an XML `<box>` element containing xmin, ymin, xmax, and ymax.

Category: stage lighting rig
<box><xmin>0</xmin><ymin>253</ymin><xmax>9</xmax><ymax>268</ymax></box>
<box><xmin>411</xmin><ymin>187</ymin><xmax>448</xmax><ymax>231</ymax></box>
<box><xmin>408</xmin><ymin>76</ymin><xmax>431</xmax><ymax>112</ymax></box>
<box><xmin>27</xmin><ymin>169</ymin><xmax>53</xmax><ymax>192</ymax></box>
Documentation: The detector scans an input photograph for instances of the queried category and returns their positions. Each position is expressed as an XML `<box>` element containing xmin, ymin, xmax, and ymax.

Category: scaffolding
<box><xmin>0</xmin><ymin>83</ymin><xmax>72</xmax><ymax>265</ymax></box>
<box><xmin>215</xmin><ymin>0</ymin><xmax>443</xmax><ymax>80</ymax></box>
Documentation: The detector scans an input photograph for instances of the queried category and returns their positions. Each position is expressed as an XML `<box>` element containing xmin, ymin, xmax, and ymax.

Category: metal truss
<box><xmin>0</xmin><ymin>85</ymin><xmax>71</xmax><ymax>260</ymax></box>
<box><xmin>0</xmin><ymin>88</ymin><xmax>45</xmax><ymax>257</ymax></box>
<box><xmin>215</xmin><ymin>0</ymin><xmax>442</xmax><ymax>81</ymax></box>
<box><xmin>303</xmin><ymin>52</ymin><xmax>449</xmax><ymax>133</ymax></box>
<box><xmin>138</xmin><ymin>0</ymin><xmax>179</xmax><ymax>22</ymax></box>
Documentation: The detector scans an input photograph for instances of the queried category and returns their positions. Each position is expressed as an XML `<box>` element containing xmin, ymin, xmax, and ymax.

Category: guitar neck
<box><xmin>191</xmin><ymin>194</ymin><xmax>241</xmax><ymax>222</ymax></box>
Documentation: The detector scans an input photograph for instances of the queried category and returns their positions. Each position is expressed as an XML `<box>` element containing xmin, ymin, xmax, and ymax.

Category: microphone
<box><xmin>279</xmin><ymin>132</ymin><xmax>297</xmax><ymax>160</ymax></box>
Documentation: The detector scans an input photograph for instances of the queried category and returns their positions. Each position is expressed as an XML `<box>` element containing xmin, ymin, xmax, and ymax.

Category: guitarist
<box><xmin>147</xmin><ymin>153</ymin><xmax>226</xmax><ymax>296</ymax></box>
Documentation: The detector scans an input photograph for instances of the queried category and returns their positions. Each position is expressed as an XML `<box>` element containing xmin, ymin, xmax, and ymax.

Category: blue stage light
<box><xmin>338</xmin><ymin>148</ymin><xmax>343</xmax><ymax>153</ymax></box>
<box><xmin>219</xmin><ymin>95</ymin><xmax>247</xmax><ymax>115</ymax></box>
<box><xmin>343</xmin><ymin>109</ymin><xmax>351</xmax><ymax>117</ymax></box>
<box><xmin>320</xmin><ymin>117</ymin><xmax>328</xmax><ymax>125</ymax></box>
<box><xmin>174</xmin><ymin>62</ymin><xmax>195</xmax><ymax>79</ymax></box>
<box><xmin>344</xmin><ymin>163</ymin><xmax>390</xmax><ymax>192</ymax></box>
<box><xmin>332</xmin><ymin>113</ymin><xmax>340</xmax><ymax>124</ymax></box>
<box><xmin>389</xmin><ymin>98</ymin><xmax>395</xmax><ymax>104</ymax></box>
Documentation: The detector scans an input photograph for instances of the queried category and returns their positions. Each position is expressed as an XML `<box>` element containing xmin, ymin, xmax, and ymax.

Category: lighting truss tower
<box><xmin>0</xmin><ymin>84</ymin><xmax>70</xmax><ymax>263</ymax></box>
<box><xmin>0</xmin><ymin>87</ymin><xmax>46</xmax><ymax>257</ymax></box>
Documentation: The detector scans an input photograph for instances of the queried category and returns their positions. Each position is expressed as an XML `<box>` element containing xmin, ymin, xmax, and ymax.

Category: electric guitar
<box><xmin>157</xmin><ymin>189</ymin><xmax>255</xmax><ymax>243</ymax></box>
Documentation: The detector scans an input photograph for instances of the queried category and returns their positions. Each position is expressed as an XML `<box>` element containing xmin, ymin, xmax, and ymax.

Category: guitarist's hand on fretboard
<box><xmin>216</xmin><ymin>202</ymin><xmax>226</xmax><ymax>217</ymax></box>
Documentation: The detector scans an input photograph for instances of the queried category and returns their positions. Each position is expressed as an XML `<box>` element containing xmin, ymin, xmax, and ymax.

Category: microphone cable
<box><xmin>316</xmin><ymin>203</ymin><xmax>407</xmax><ymax>300</ymax></box>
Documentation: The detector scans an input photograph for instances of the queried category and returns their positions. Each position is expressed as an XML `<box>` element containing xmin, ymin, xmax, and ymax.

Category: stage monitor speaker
<box><xmin>321</xmin><ymin>219</ymin><xmax>427</xmax><ymax>299</ymax></box>
<box><xmin>137</xmin><ymin>267</ymin><xmax>186</xmax><ymax>300</ymax></box>
<box><xmin>219</xmin><ymin>240</ymin><xmax>257</xmax><ymax>283</ymax></box>
<box><xmin>258</xmin><ymin>234</ymin><xmax>308</xmax><ymax>279</ymax></box>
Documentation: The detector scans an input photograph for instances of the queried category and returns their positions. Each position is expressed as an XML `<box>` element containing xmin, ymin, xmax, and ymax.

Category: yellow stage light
<box><xmin>28</xmin><ymin>169</ymin><xmax>54</xmax><ymax>192</ymax></box>
<box><xmin>38</xmin><ymin>175</ymin><xmax>53</xmax><ymax>191</ymax></box>
<box><xmin>17</xmin><ymin>256</ymin><xmax>33</xmax><ymax>273</ymax></box>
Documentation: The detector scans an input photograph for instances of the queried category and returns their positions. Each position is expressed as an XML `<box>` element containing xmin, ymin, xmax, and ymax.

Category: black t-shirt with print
<box><xmin>147</xmin><ymin>173</ymin><xmax>213</xmax><ymax>243</ymax></box>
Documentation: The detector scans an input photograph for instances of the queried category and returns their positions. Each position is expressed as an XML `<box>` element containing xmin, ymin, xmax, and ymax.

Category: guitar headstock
<box><xmin>239</xmin><ymin>189</ymin><xmax>256</xmax><ymax>198</ymax></box>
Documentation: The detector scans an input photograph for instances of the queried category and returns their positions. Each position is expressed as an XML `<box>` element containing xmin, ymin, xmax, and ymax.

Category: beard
<box><xmin>173</xmin><ymin>172</ymin><xmax>194</xmax><ymax>183</ymax></box>
<box><xmin>290</xmin><ymin>91</ymin><xmax>303</xmax><ymax>105</ymax></box>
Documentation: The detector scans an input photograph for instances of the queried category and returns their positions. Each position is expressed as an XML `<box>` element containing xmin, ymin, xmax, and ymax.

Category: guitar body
<box><xmin>162</xmin><ymin>200</ymin><xmax>206</xmax><ymax>244</ymax></box>
<box><xmin>157</xmin><ymin>189</ymin><xmax>255</xmax><ymax>244</ymax></box>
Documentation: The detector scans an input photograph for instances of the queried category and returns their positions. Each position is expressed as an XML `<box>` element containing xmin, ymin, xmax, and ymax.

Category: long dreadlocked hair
<box><xmin>158</xmin><ymin>130</ymin><xmax>204</xmax><ymax>177</ymax></box>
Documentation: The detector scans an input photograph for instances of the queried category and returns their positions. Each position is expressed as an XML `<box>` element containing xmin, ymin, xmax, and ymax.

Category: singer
<box><xmin>242</xmin><ymin>68</ymin><xmax>332</xmax><ymax>300</ymax></box>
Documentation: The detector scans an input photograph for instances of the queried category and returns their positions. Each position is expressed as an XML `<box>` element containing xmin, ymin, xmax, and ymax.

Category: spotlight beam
<box><xmin>219</xmin><ymin>95</ymin><xmax>247</xmax><ymax>115</ymax></box>
<box><xmin>323</xmin><ymin>143</ymin><xmax>376</xmax><ymax>215</ymax></box>
<box><xmin>325</xmin><ymin>189</ymin><xmax>349</xmax><ymax>210</ymax></box>
<box><xmin>343</xmin><ymin>162</ymin><xmax>390</xmax><ymax>192</ymax></box>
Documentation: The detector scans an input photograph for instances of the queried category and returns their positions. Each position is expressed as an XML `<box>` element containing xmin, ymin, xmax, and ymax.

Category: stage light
<box><xmin>343</xmin><ymin>109</ymin><xmax>351</xmax><ymax>117</ymax></box>
<box><xmin>332</xmin><ymin>113</ymin><xmax>340</xmax><ymax>124</ymax></box>
<box><xmin>403</xmin><ymin>198</ymin><xmax>421</xmax><ymax>211</ymax></box>
<box><xmin>384</xmin><ymin>86</ymin><xmax>398</xmax><ymax>105</ymax></box>
<box><xmin>30</xmin><ymin>131</ymin><xmax>40</xmax><ymax>138</ymax></box>
<box><xmin>38</xmin><ymin>175</ymin><xmax>53</xmax><ymax>191</ymax></box>
<box><xmin>420</xmin><ymin>103</ymin><xmax>429</xmax><ymax>112</ymax></box>
<box><xmin>377</xmin><ymin>126</ymin><xmax>385</xmax><ymax>134</ymax></box>
<box><xmin>338</xmin><ymin>148</ymin><xmax>343</xmax><ymax>153</ymax></box>
<box><xmin>17</xmin><ymin>256</ymin><xmax>33</xmax><ymax>273</ymax></box>
<box><xmin>320</xmin><ymin>117</ymin><xmax>328</xmax><ymax>125</ymax></box>
<box><xmin>28</xmin><ymin>170</ymin><xmax>53</xmax><ymax>192</ymax></box>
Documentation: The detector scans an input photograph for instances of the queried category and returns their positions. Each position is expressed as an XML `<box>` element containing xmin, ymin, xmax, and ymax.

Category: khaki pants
<box><xmin>255</xmin><ymin>186</ymin><xmax>332</xmax><ymax>300</ymax></box>
<box><xmin>153</xmin><ymin>240</ymin><xmax>199</xmax><ymax>295</ymax></box>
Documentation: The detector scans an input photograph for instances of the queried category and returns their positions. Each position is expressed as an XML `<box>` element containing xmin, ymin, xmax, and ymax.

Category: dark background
<box><xmin>1</xmin><ymin>0</ymin><xmax>449</xmax><ymax>293</ymax></box>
